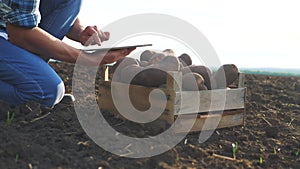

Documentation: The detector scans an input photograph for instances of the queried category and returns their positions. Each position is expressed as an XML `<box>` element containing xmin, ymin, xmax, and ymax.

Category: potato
<box><xmin>182</xmin><ymin>65</ymin><xmax>214</xmax><ymax>89</ymax></box>
<box><xmin>178</xmin><ymin>53</ymin><xmax>192</xmax><ymax>66</ymax></box>
<box><xmin>133</xmin><ymin>68</ymin><xmax>167</xmax><ymax>87</ymax></box>
<box><xmin>138</xmin><ymin>56</ymin><xmax>180</xmax><ymax>87</ymax></box>
<box><xmin>149</xmin><ymin>55</ymin><xmax>180</xmax><ymax>72</ymax></box>
<box><xmin>140</xmin><ymin>61</ymin><xmax>150</xmax><ymax>67</ymax></box>
<box><xmin>182</xmin><ymin>72</ymin><xmax>208</xmax><ymax>91</ymax></box>
<box><xmin>140</xmin><ymin>50</ymin><xmax>155</xmax><ymax>62</ymax></box>
<box><xmin>120</xmin><ymin>64</ymin><xmax>143</xmax><ymax>84</ymax></box>
<box><xmin>163</xmin><ymin>49</ymin><xmax>175</xmax><ymax>56</ymax></box>
<box><xmin>120</xmin><ymin>56</ymin><xmax>180</xmax><ymax>87</ymax></box>
<box><xmin>111</xmin><ymin>57</ymin><xmax>139</xmax><ymax>73</ymax></box>
<box><xmin>148</xmin><ymin>53</ymin><xmax>165</xmax><ymax>65</ymax></box>
<box><xmin>213</xmin><ymin>64</ymin><xmax>239</xmax><ymax>88</ymax></box>
<box><xmin>110</xmin><ymin>57</ymin><xmax>139</xmax><ymax>82</ymax></box>
<box><xmin>179</xmin><ymin>62</ymin><xmax>185</xmax><ymax>71</ymax></box>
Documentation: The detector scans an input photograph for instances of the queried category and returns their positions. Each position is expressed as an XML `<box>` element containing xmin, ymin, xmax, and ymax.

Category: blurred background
<box><xmin>64</xmin><ymin>0</ymin><xmax>300</xmax><ymax>76</ymax></box>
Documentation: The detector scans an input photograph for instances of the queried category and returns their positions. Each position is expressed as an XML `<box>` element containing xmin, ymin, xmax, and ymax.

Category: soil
<box><xmin>0</xmin><ymin>61</ymin><xmax>299</xmax><ymax>169</ymax></box>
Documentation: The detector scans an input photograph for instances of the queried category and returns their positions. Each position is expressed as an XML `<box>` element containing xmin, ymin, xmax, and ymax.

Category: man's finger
<box><xmin>102</xmin><ymin>32</ymin><xmax>110</xmax><ymax>41</ymax></box>
<box><xmin>97</xmin><ymin>31</ymin><xmax>110</xmax><ymax>42</ymax></box>
<box><xmin>85</xmin><ymin>32</ymin><xmax>102</xmax><ymax>46</ymax></box>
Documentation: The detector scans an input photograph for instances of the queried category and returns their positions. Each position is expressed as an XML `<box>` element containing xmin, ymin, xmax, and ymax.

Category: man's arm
<box><xmin>7</xmin><ymin>23</ymin><xmax>79</xmax><ymax>62</ymax></box>
<box><xmin>6</xmin><ymin>23</ymin><xmax>134</xmax><ymax>65</ymax></box>
<box><xmin>66</xmin><ymin>18</ymin><xmax>85</xmax><ymax>43</ymax></box>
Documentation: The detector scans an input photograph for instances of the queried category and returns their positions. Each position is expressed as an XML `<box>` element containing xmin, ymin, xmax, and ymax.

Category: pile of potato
<box><xmin>109</xmin><ymin>49</ymin><xmax>239</xmax><ymax>91</ymax></box>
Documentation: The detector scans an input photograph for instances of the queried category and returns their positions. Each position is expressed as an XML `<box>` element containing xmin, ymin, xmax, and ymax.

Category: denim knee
<box><xmin>29</xmin><ymin>80</ymin><xmax>65</xmax><ymax>108</ymax></box>
<box><xmin>5</xmin><ymin>79</ymin><xmax>65</xmax><ymax>108</ymax></box>
<box><xmin>27</xmin><ymin>79</ymin><xmax>65</xmax><ymax>108</ymax></box>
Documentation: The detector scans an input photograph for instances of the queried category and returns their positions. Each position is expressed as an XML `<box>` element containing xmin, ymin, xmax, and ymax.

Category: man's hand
<box><xmin>79</xmin><ymin>25</ymin><xmax>110</xmax><ymax>46</ymax></box>
<box><xmin>101</xmin><ymin>48</ymin><xmax>136</xmax><ymax>64</ymax></box>
<box><xmin>79</xmin><ymin>48</ymin><xmax>136</xmax><ymax>66</ymax></box>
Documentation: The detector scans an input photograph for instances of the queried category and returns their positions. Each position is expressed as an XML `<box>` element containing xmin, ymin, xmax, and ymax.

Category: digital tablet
<box><xmin>81</xmin><ymin>44</ymin><xmax>152</xmax><ymax>52</ymax></box>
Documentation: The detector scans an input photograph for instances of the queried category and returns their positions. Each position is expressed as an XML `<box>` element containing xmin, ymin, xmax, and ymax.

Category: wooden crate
<box><xmin>97</xmin><ymin>67</ymin><xmax>246</xmax><ymax>133</ymax></box>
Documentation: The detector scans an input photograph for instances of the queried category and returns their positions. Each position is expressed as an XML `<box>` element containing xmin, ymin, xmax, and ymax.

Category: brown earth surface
<box><xmin>0</xmin><ymin>62</ymin><xmax>299</xmax><ymax>169</ymax></box>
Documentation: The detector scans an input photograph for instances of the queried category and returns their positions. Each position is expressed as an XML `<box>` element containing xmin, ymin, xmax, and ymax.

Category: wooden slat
<box><xmin>165</xmin><ymin>71</ymin><xmax>182</xmax><ymax>121</ymax></box>
<box><xmin>174</xmin><ymin>109</ymin><xmax>245</xmax><ymax>133</ymax></box>
<box><xmin>97</xmin><ymin>81</ymin><xmax>175</xmax><ymax>123</ymax></box>
<box><xmin>174</xmin><ymin>88</ymin><xmax>246</xmax><ymax>115</ymax></box>
<box><xmin>98</xmin><ymin>81</ymin><xmax>246</xmax><ymax>116</ymax></box>
<box><xmin>166</xmin><ymin>71</ymin><xmax>182</xmax><ymax>91</ymax></box>
<box><xmin>238</xmin><ymin>72</ymin><xmax>245</xmax><ymax>88</ymax></box>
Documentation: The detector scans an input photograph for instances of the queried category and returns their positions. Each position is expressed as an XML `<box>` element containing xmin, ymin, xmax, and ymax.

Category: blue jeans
<box><xmin>0</xmin><ymin>0</ymin><xmax>82</xmax><ymax>107</ymax></box>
